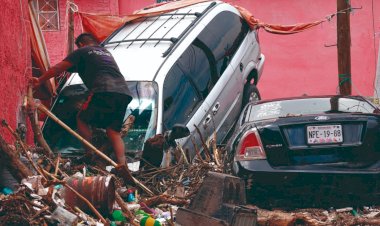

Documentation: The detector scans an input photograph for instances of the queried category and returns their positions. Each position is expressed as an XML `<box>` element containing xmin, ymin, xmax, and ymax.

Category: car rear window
<box><xmin>243</xmin><ymin>97</ymin><xmax>377</xmax><ymax>122</ymax></box>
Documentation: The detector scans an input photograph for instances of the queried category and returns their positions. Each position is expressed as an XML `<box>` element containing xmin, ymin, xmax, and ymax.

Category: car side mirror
<box><xmin>168</xmin><ymin>124</ymin><xmax>190</xmax><ymax>141</ymax></box>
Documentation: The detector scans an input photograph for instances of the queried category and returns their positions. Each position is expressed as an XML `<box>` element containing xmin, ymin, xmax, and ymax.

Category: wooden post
<box><xmin>67</xmin><ymin>6</ymin><xmax>74</xmax><ymax>54</ymax></box>
<box><xmin>27</xmin><ymin>86</ymin><xmax>55</xmax><ymax>158</ymax></box>
<box><xmin>337</xmin><ymin>0</ymin><xmax>352</xmax><ymax>95</ymax></box>
<box><xmin>0</xmin><ymin>134</ymin><xmax>34</xmax><ymax>181</ymax></box>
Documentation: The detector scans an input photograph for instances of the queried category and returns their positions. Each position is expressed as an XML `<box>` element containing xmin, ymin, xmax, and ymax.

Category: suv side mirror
<box><xmin>166</xmin><ymin>124</ymin><xmax>190</xmax><ymax>144</ymax></box>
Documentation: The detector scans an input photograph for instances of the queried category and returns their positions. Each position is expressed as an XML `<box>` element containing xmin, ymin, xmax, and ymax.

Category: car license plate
<box><xmin>307</xmin><ymin>125</ymin><xmax>343</xmax><ymax>144</ymax></box>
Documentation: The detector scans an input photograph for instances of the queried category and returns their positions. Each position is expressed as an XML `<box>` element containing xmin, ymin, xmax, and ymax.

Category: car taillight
<box><xmin>236</xmin><ymin>128</ymin><xmax>266</xmax><ymax>161</ymax></box>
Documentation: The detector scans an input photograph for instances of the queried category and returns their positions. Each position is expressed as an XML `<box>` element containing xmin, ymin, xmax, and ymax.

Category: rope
<box><xmin>336</xmin><ymin>74</ymin><xmax>365</xmax><ymax>96</ymax></box>
<box><xmin>67</xmin><ymin>1</ymin><xmax>84</xmax><ymax>35</ymax></box>
<box><xmin>338</xmin><ymin>74</ymin><xmax>351</xmax><ymax>86</ymax></box>
<box><xmin>67</xmin><ymin>1</ymin><xmax>79</xmax><ymax>13</ymax></box>
<box><xmin>62</xmin><ymin>0</ymin><xmax>84</xmax><ymax>56</ymax></box>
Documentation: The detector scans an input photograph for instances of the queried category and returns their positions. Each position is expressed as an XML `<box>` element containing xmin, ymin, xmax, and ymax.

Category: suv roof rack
<box><xmin>103</xmin><ymin>1</ymin><xmax>217</xmax><ymax>57</ymax></box>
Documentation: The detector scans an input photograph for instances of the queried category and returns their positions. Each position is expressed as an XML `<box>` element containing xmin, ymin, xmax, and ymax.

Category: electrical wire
<box><xmin>371</xmin><ymin>0</ymin><xmax>379</xmax><ymax>100</ymax></box>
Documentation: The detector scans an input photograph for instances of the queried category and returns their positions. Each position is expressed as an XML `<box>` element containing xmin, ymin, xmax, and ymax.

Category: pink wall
<box><xmin>0</xmin><ymin>1</ymin><xmax>31</xmax><ymax>142</ymax></box>
<box><xmin>118</xmin><ymin>0</ymin><xmax>380</xmax><ymax>99</ymax></box>
<box><xmin>43</xmin><ymin>0</ymin><xmax>119</xmax><ymax>65</ymax></box>
<box><xmin>45</xmin><ymin>0</ymin><xmax>380</xmax><ymax>99</ymax></box>
<box><xmin>230</xmin><ymin>0</ymin><xmax>380</xmax><ymax>99</ymax></box>
<box><xmin>119</xmin><ymin>0</ymin><xmax>155</xmax><ymax>15</ymax></box>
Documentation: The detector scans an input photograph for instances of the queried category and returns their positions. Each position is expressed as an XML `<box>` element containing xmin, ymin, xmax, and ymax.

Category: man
<box><xmin>31</xmin><ymin>33</ymin><xmax>132</xmax><ymax>165</ymax></box>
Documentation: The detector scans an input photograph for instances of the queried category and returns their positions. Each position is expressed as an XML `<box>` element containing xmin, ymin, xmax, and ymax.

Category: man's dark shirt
<box><xmin>64</xmin><ymin>45</ymin><xmax>131</xmax><ymax>95</ymax></box>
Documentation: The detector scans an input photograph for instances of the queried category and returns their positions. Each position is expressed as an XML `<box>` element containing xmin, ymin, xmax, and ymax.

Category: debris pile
<box><xmin>0</xmin><ymin>98</ymin><xmax>230</xmax><ymax>225</ymax></box>
<box><xmin>0</xmin><ymin>136</ymin><xmax>227</xmax><ymax>225</ymax></box>
<box><xmin>1</xmin><ymin>96</ymin><xmax>380</xmax><ymax>226</ymax></box>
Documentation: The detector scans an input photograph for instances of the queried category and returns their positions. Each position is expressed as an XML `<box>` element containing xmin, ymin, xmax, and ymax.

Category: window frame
<box><xmin>35</xmin><ymin>0</ymin><xmax>60</xmax><ymax>31</ymax></box>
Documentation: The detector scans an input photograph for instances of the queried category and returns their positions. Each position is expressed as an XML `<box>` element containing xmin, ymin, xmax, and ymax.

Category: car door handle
<box><xmin>203</xmin><ymin>114</ymin><xmax>212</xmax><ymax>127</ymax></box>
<box><xmin>212</xmin><ymin>102</ymin><xmax>220</xmax><ymax>115</ymax></box>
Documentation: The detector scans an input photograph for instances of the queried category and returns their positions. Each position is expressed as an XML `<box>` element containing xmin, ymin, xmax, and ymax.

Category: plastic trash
<box><xmin>351</xmin><ymin>209</ymin><xmax>359</xmax><ymax>217</ymax></box>
<box><xmin>161</xmin><ymin>211</ymin><xmax>171</xmax><ymax>219</ymax></box>
<box><xmin>54</xmin><ymin>184</ymin><xmax>63</xmax><ymax>190</ymax></box>
<box><xmin>127</xmin><ymin>193</ymin><xmax>135</xmax><ymax>202</ymax></box>
<box><xmin>135</xmin><ymin>209</ymin><xmax>150</xmax><ymax>218</ymax></box>
<box><xmin>140</xmin><ymin>216</ymin><xmax>162</xmax><ymax>226</ymax></box>
<box><xmin>112</xmin><ymin>210</ymin><xmax>127</xmax><ymax>222</ymax></box>
<box><xmin>127</xmin><ymin>203</ymin><xmax>141</xmax><ymax>211</ymax></box>
<box><xmin>50</xmin><ymin>206</ymin><xmax>78</xmax><ymax>226</ymax></box>
<box><xmin>1</xmin><ymin>187</ymin><xmax>13</xmax><ymax>195</ymax></box>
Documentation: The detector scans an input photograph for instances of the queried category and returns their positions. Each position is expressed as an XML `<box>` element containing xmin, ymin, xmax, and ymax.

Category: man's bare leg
<box><xmin>77</xmin><ymin>116</ymin><xmax>92</xmax><ymax>154</ymax></box>
<box><xmin>106</xmin><ymin>128</ymin><xmax>126</xmax><ymax>165</ymax></box>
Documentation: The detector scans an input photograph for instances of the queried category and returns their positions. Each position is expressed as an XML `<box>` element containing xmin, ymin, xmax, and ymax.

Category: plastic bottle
<box><xmin>112</xmin><ymin>210</ymin><xmax>127</xmax><ymax>222</ymax></box>
<box><xmin>127</xmin><ymin>192</ymin><xmax>135</xmax><ymax>202</ymax></box>
<box><xmin>140</xmin><ymin>216</ymin><xmax>162</xmax><ymax>226</ymax></box>
<box><xmin>1</xmin><ymin>187</ymin><xmax>13</xmax><ymax>195</ymax></box>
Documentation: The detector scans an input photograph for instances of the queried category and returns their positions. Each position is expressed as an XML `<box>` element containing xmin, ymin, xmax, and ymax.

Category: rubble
<box><xmin>1</xmin><ymin>98</ymin><xmax>380</xmax><ymax>226</ymax></box>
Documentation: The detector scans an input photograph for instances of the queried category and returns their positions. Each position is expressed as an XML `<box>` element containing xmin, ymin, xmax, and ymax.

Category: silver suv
<box><xmin>42</xmin><ymin>1</ymin><xmax>265</xmax><ymax>165</ymax></box>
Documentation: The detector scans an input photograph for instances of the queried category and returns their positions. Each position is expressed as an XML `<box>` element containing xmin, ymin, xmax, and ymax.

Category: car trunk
<box><xmin>257</xmin><ymin>114</ymin><xmax>380</xmax><ymax>167</ymax></box>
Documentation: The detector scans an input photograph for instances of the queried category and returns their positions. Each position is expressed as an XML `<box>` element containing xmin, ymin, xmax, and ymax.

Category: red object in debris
<box><xmin>63</xmin><ymin>175</ymin><xmax>116</xmax><ymax>215</ymax></box>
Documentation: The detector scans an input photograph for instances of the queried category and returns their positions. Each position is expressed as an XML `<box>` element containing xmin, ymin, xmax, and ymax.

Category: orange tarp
<box><xmin>79</xmin><ymin>0</ymin><xmax>211</xmax><ymax>42</ymax></box>
<box><xmin>78</xmin><ymin>0</ymin><xmax>325</xmax><ymax>42</ymax></box>
<box><xmin>235</xmin><ymin>5</ymin><xmax>324</xmax><ymax>34</ymax></box>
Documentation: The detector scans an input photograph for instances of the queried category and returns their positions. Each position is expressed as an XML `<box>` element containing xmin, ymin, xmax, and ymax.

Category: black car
<box><xmin>227</xmin><ymin>95</ymin><xmax>380</xmax><ymax>207</ymax></box>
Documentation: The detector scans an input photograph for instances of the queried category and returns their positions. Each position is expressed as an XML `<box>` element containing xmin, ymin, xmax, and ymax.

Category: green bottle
<box><xmin>112</xmin><ymin>210</ymin><xmax>127</xmax><ymax>222</ymax></box>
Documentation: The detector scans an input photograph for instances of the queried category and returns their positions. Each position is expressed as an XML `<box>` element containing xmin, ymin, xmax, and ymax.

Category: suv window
<box><xmin>163</xmin><ymin>62</ymin><xmax>202</xmax><ymax>130</ymax></box>
<box><xmin>177</xmin><ymin>43</ymin><xmax>214</xmax><ymax>99</ymax></box>
<box><xmin>198</xmin><ymin>11</ymin><xmax>249</xmax><ymax>76</ymax></box>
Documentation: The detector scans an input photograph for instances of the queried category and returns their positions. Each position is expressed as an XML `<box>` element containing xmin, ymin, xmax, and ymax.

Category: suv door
<box><xmin>162</xmin><ymin>44</ymin><xmax>213</xmax><ymax>158</ymax></box>
<box><xmin>197</xmin><ymin>11</ymin><xmax>251</xmax><ymax>144</ymax></box>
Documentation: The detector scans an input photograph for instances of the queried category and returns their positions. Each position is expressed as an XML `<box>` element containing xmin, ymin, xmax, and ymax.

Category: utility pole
<box><xmin>337</xmin><ymin>0</ymin><xmax>352</xmax><ymax>95</ymax></box>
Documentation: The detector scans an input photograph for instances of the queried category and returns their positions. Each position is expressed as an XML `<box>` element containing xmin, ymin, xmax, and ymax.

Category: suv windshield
<box><xmin>42</xmin><ymin>81</ymin><xmax>158</xmax><ymax>160</ymax></box>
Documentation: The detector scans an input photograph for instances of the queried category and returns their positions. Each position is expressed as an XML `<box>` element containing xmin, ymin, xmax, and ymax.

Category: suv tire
<box><xmin>242</xmin><ymin>83</ymin><xmax>261</xmax><ymax>108</ymax></box>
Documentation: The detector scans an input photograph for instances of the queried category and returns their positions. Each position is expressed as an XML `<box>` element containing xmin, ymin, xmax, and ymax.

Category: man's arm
<box><xmin>30</xmin><ymin>60</ymin><xmax>73</xmax><ymax>87</ymax></box>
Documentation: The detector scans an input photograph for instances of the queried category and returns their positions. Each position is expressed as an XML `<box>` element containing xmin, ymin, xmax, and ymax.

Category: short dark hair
<box><xmin>75</xmin><ymin>33</ymin><xmax>98</xmax><ymax>47</ymax></box>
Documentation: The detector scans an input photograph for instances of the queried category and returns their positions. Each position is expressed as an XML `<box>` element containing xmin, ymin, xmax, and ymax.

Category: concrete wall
<box><xmin>0</xmin><ymin>0</ymin><xmax>31</xmax><ymax>142</ymax></box>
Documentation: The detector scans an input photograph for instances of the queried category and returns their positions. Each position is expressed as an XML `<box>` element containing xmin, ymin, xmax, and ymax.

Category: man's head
<box><xmin>75</xmin><ymin>33</ymin><xmax>99</xmax><ymax>48</ymax></box>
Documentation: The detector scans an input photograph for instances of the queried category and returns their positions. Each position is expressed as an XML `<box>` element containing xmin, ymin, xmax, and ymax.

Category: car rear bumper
<box><xmin>237</xmin><ymin>159</ymin><xmax>380</xmax><ymax>174</ymax></box>
<box><xmin>236</xmin><ymin>160</ymin><xmax>380</xmax><ymax>207</ymax></box>
<box><xmin>235</xmin><ymin>159</ymin><xmax>380</xmax><ymax>192</ymax></box>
